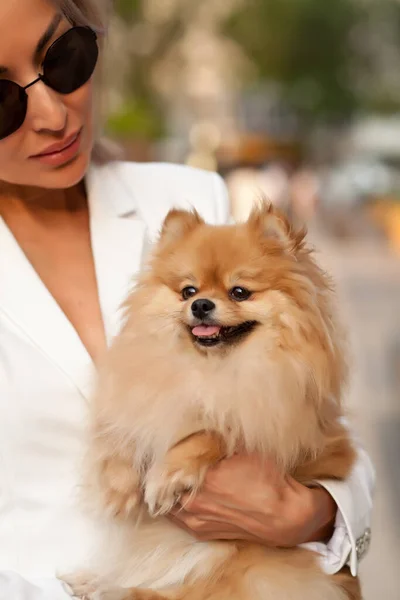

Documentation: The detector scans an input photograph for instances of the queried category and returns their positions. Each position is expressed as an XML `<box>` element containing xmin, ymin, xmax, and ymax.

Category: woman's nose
<box><xmin>27</xmin><ymin>80</ymin><xmax>67</xmax><ymax>134</ymax></box>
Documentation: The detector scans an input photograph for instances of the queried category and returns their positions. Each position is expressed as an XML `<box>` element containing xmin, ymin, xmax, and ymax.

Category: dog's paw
<box><xmin>59</xmin><ymin>571</ymin><xmax>102</xmax><ymax>598</ymax></box>
<box><xmin>144</xmin><ymin>463</ymin><xmax>205</xmax><ymax>516</ymax></box>
<box><xmin>60</xmin><ymin>572</ymin><xmax>129</xmax><ymax>600</ymax></box>
<box><xmin>103</xmin><ymin>485</ymin><xmax>141</xmax><ymax>519</ymax></box>
<box><xmin>144</xmin><ymin>433</ymin><xmax>225</xmax><ymax>517</ymax></box>
<box><xmin>100</xmin><ymin>457</ymin><xmax>141</xmax><ymax>519</ymax></box>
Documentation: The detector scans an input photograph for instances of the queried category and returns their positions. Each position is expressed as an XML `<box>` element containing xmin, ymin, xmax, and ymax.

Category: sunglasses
<box><xmin>0</xmin><ymin>26</ymin><xmax>98</xmax><ymax>141</ymax></box>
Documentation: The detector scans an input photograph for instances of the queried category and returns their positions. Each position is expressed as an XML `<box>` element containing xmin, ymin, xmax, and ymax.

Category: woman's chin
<box><xmin>48</xmin><ymin>149</ymin><xmax>93</xmax><ymax>189</ymax></box>
<box><xmin>24</xmin><ymin>148</ymin><xmax>92</xmax><ymax>190</ymax></box>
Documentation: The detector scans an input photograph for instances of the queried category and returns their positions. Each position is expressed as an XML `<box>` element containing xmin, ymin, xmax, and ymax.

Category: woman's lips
<box><xmin>29</xmin><ymin>129</ymin><xmax>83</xmax><ymax>166</ymax></box>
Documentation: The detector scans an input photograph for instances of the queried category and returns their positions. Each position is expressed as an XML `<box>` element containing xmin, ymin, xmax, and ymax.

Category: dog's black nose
<box><xmin>191</xmin><ymin>298</ymin><xmax>216</xmax><ymax>319</ymax></box>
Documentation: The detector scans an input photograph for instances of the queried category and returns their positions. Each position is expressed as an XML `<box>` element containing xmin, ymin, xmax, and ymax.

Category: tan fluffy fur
<box><xmin>68</xmin><ymin>204</ymin><xmax>360</xmax><ymax>600</ymax></box>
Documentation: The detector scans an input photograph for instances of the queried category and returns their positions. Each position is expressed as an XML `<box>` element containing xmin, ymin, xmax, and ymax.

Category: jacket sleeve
<box><xmin>0</xmin><ymin>572</ymin><xmax>72</xmax><ymax>600</ymax></box>
<box><xmin>300</xmin><ymin>434</ymin><xmax>375</xmax><ymax>576</ymax></box>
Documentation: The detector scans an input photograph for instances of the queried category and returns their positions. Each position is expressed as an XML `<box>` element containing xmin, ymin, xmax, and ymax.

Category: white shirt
<box><xmin>0</xmin><ymin>161</ymin><xmax>374</xmax><ymax>599</ymax></box>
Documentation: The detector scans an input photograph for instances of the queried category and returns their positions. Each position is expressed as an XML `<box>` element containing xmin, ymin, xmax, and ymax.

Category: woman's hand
<box><xmin>168</xmin><ymin>454</ymin><xmax>337</xmax><ymax>547</ymax></box>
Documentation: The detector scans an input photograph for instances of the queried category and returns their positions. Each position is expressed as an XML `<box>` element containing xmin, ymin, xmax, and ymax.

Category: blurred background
<box><xmin>103</xmin><ymin>1</ymin><xmax>400</xmax><ymax>596</ymax></box>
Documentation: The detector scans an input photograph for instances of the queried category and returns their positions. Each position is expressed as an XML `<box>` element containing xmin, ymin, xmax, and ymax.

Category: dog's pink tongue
<box><xmin>192</xmin><ymin>325</ymin><xmax>221</xmax><ymax>337</ymax></box>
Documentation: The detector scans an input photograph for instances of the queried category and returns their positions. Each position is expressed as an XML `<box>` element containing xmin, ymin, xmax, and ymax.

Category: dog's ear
<box><xmin>248</xmin><ymin>201</ymin><xmax>306</xmax><ymax>253</ymax></box>
<box><xmin>159</xmin><ymin>209</ymin><xmax>204</xmax><ymax>245</ymax></box>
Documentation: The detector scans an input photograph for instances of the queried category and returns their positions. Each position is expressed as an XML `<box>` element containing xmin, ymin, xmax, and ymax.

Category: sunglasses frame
<box><xmin>26</xmin><ymin>27</ymin><xmax>98</xmax><ymax>92</ymax></box>
<box><xmin>0</xmin><ymin>26</ymin><xmax>98</xmax><ymax>140</ymax></box>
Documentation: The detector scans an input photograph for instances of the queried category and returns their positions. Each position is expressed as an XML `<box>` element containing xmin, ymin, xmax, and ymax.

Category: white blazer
<box><xmin>0</xmin><ymin>161</ymin><xmax>374</xmax><ymax>599</ymax></box>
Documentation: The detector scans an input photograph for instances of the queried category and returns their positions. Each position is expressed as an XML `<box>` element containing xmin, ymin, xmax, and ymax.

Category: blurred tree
<box><xmin>105</xmin><ymin>0</ymin><xmax>244</xmax><ymax>154</ymax></box>
<box><xmin>224</xmin><ymin>0</ymin><xmax>365</xmax><ymax>123</ymax></box>
<box><xmin>114</xmin><ymin>0</ymin><xmax>141</xmax><ymax>22</ymax></box>
<box><xmin>104</xmin><ymin>0</ymin><xmax>178</xmax><ymax>143</ymax></box>
<box><xmin>353</xmin><ymin>0</ymin><xmax>400</xmax><ymax>115</ymax></box>
<box><xmin>104</xmin><ymin>0</ymin><xmax>400</xmax><ymax>155</ymax></box>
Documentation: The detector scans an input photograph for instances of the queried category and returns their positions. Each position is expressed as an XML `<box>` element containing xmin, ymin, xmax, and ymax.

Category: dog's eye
<box><xmin>229</xmin><ymin>287</ymin><xmax>252</xmax><ymax>301</ymax></box>
<box><xmin>181</xmin><ymin>286</ymin><xmax>198</xmax><ymax>300</ymax></box>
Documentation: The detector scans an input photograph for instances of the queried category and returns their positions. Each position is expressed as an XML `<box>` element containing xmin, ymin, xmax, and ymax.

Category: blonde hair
<box><xmin>51</xmin><ymin>0</ymin><xmax>123</xmax><ymax>164</ymax></box>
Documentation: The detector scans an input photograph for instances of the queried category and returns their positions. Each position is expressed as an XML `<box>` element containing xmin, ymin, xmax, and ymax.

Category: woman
<box><xmin>0</xmin><ymin>1</ymin><xmax>374</xmax><ymax>598</ymax></box>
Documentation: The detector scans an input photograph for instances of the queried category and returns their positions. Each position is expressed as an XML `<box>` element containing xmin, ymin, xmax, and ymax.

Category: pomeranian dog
<box><xmin>67</xmin><ymin>203</ymin><xmax>360</xmax><ymax>600</ymax></box>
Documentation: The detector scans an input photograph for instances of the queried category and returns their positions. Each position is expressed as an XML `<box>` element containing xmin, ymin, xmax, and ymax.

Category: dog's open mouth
<box><xmin>189</xmin><ymin>321</ymin><xmax>258</xmax><ymax>347</ymax></box>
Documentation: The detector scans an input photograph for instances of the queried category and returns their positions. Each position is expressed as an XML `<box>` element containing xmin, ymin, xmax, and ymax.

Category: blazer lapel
<box><xmin>0</xmin><ymin>217</ymin><xmax>95</xmax><ymax>399</ymax></box>
<box><xmin>85</xmin><ymin>162</ymin><xmax>148</xmax><ymax>342</ymax></box>
<box><xmin>0</xmin><ymin>163</ymin><xmax>147</xmax><ymax>399</ymax></box>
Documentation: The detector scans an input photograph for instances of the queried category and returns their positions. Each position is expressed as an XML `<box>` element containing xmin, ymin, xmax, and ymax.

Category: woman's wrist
<box><xmin>302</xmin><ymin>487</ymin><xmax>337</xmax><ymax>544</ymax></box>
<box><xmin>249</xmin><ymin>475</ymin><xmax>338</xmax><ymax>547</ymax></box>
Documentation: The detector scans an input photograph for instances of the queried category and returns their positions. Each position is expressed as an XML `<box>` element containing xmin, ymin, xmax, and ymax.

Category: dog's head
<box><xmin>144</xmin><ymin>203</ymin><xmax>338</xmax><ymax>356</ymax></box>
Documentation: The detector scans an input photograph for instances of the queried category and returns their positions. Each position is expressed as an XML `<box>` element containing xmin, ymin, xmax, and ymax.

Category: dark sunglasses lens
<box><xmin>0</xmin><ymin>80</ymin><xmax>27</xmax><ymax>140</ymax></box>
<box><xmin>43</xmin><ymin>27</ymin><xmax>98</xmax><ymax>95</ymax></box>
